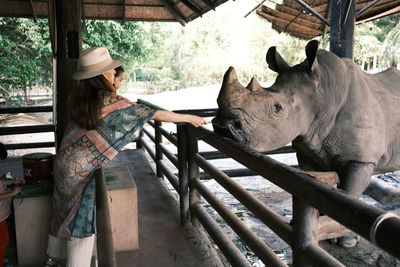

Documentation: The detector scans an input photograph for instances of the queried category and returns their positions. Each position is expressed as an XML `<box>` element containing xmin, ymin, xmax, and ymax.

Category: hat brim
<box><xmin>72</xmin><ymin>59</ymin><xmax>123</xmax><ymax>80</ymax></box>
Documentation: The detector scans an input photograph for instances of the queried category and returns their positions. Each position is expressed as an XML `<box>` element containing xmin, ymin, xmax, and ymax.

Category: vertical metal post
<box><xmin>136</xmin><ymin>129</ymin><xmax>144</xmax><ymax>149</ymax></box>
<box><xmin>187</xmin><ymin>126</ymin><xmax>201</xmax><ymax>226</ymax></box>
<box><xmin>329</xmin><ymin>0</ymin><xmax>355</xmax><ymax>59</ymax></box>
<box><xmin>292</xmin><ymin>197</ymin><xmax>318</xmax><ymax>267</ymax></box>
<box><xmin>177</xmin><ymin>124</ymin><xmax>190</xmax><ymax>226</ymax></box>
<box><xmin>155</xmin><ymin>121</ymin><xmax>163</xmax><ymax>178</ymax></box>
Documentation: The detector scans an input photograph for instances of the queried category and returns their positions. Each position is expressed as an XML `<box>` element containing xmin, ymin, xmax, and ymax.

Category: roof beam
<box><xmin>180</xmin><ymin>0</ymin><xmax>203</xmax><ymax>17</ymax></box>
<box><xmin>292</xmin><ymin>0</ymin><xmax>330</xmax><ymax>26</ymax></box>
<box><xmin>28</xmin><ymin>0</ymin><xmax>38</xmax><ymax>21</ymax></box>
<box><xmin>356</xmin><ymin>0</ymin><xmax>382</xmax><ymax>18</ymax></box>
<box><xmin>159</xmin><ymin>0</ymin><xmax>187</xmax><ymax>25</ymax></box>
<box><xmin>198</xmin><ymin>0</ymin><xmax>216</xmax><ymax>11</ymax></box>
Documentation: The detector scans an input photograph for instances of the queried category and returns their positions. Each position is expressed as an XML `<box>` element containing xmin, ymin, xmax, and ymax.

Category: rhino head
<box><xmin>212</xmin><ymin>40</ymin><xmax>321</xmax><ymax>152</ymax></box>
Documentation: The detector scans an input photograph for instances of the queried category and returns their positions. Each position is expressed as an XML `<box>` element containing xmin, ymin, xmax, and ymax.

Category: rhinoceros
<box><xmin>212</xmin><ymin>40</ymin><xmax>400</xmax><ymax>201</ymax></box>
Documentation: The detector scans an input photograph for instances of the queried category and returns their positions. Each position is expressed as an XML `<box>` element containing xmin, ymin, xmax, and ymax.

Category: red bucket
<box><xmin>22</xmin><ymin>152</ymin><xmax>54</xmax><ymax>184</ymax></box>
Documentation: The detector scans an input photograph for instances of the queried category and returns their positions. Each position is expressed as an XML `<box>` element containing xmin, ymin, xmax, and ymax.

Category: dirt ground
<box><xmin>2</xmin><ymin>111</ymin><xmax>400</xmax><ymax>267</ymax></box>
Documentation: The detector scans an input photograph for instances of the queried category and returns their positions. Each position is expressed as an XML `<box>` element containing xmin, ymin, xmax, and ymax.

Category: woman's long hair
<box><xmin>68</xmin><ymin>75</ymin><xmax>115</xmax><ymax>130</ymax></box>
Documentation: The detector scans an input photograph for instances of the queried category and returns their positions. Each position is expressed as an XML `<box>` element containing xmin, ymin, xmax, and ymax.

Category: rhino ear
<box><xmin>266</xmin><ymin>46</ymin><xmax>290</xmax><ymax>73</ymax></box>
<box><xmin>305</xmin><ymin>40</ymin><xmax>319</xmax><ymax>73</ymax></box>
<box><xmin>246</xmin><ymin>77</ymin><xmax>263</xmax><ymax>92</ymax></box>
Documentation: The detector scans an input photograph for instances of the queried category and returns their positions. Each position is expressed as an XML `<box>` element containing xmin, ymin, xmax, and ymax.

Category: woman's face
<box><xmin>103</xmin><ymin>69</ymin><xmax>116</xmax><ymax>86</ymax></box>
<box><xmin>114</xmin><ymin>72</ymin><xmax>125</xmax><ymax>90</ymax></box>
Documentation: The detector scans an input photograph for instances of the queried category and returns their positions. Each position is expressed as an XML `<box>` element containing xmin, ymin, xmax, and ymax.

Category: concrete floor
<box><xmin>2</xmin><ymin>148</ymin><xmax>224</xmax><ymax>267</ymax></box>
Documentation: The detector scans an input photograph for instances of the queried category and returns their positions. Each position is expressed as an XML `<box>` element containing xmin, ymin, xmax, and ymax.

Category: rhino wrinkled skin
<box><xmin>212</xmin><ymin>40</ymin><xmax>400</xmax><ymax>199</ymax></box>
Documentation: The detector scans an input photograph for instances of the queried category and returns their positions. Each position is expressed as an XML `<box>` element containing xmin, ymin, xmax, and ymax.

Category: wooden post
<box><xmin>54</xmin><ymin>0</ymin><xmax>82</xmax><ymax>149</ymax></box>
<box><xmin>177</xmin><ymin>124</ymin><xmax>189</xmax><ymax>226</ymax></box>
<box><xmin>329</xmin><ymin>0</ymin><xmax>355</xmax><ymax>59</ymax></box>
<box><xmin>155</xmin><ymin>121</ymin><xmax>163</xmax><ymax>178</ymax></box>
<box><xmin>292</xmin><ymin>197</ymin><xmax>318</xmax><ymax>267</ymax></box>
<box><xmin>187</xmin><ymin>126</ymin><xmax>201</xmax><ymax>226</ymax></box>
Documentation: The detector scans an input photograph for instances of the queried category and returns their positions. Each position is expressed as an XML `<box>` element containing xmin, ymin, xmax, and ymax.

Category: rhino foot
<box><xmin>331</xmin><ymin>234</ymin><xmax>360</xmax><ymax>248</ymax></box>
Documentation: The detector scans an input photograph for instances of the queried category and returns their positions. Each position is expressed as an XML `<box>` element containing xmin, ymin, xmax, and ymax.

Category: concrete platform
<box><xmin>1</xmin><ymin>148</ymin><xmax>223</xmax><ymax>267</ymax></box>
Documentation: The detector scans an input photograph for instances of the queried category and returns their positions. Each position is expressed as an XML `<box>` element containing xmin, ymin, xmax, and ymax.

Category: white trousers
<box><xmin>46</xmin><ymin>234</ymin><xmax>95</xmax><ymax>267</ymax></box>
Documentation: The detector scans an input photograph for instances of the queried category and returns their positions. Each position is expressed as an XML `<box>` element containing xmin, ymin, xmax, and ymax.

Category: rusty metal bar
<box><xmin>4</xmin><ymin>142</ymin><xmax>55</xmax><ymax>150</ymax></box>
<box><xmin>158</xmin><ymin>160</ymin><xmax>180</xmax><ymax>192</ymax></box>
<box><xmin>159</xmin><ymin>127</ymin><xmax>177</xmax><ymax>146</ymax></box>
<box><xmin>0</xmin><ymin>124</ymin><xmax>55</xmax><ymax>135</ymax></box>
<box><xmin>303</xmin><ymin>244</ymin><xmax>345</xmax><ymax>267</ymax></box>
<box><xmin>142</xmin><ymin>127</ymin><xmax>155</xmax><ymax>143</ymax></box>
<box><xmin>95</xmin><ymin>169</ymin><xmax>117</xmax><ymax>267</ymax></box>
<box><xmin>149</xmin><ymin>121</ymin><xmax>178</xmax><ymax>146</ymax></box>
<box><xmin>177</xmin><ymin>124</ymin><xmax>190</xmax><ymax>226</ymax></box>
<box><xmin>193</xmin><ymin>152</ymin><xmax>292</xmax><ymax>244</ymax></box>
<box><xmin>173</xmin><ymin>108</ymin><xmax>217</xmax><ymax>117</ymax></box>
<box><xmin>140</xmin><ymin>139</ymin><xmax>156</xmax><ymax>161</ymax></box>
<box><xmin>192</xmin><ymin>126</ymin><xmax>400</xmax><ymax>258</ymax></box>
<box><xmin>192</xmin><ymin>178</ymin><xmax>287</xmax><ymax>267</ymax></box>
<box><xmin>200</xmin><ymin>146</ymin><xmax>296</xmax><ymax>160</ymax></box>
<box><xmin>191</xmin><ymin>202</ymin><xmax>253</xmax><ymax>267</ymax></box>
<box><xmin>155</xmin><ymin>121</ymin><xmax>163</xmax><ymax>177</ymax></box>
<box><xmin>159</xmin><ymin>143</ymin><xmax>178</xmax><ymax>167</ymax></box>
<box><xmin>0</xmin><ymin>105</ymin><xmax>53</xmax><ymax>114</ymax></box>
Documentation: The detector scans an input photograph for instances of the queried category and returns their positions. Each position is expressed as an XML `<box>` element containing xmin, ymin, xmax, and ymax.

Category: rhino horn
<box><xmin>246</xmin><ymin>77</ymin><xmax>263</xmax><ymax>92</ymax></box>
<box><xmin>266</xmin><ymin>46</ymin><xmax>290</xmax><ymax>73</ymax></box>
<box><xmin>223</xmin><ymin>66</ymin><xmax>238</xmax><ymax>83</ymax></box>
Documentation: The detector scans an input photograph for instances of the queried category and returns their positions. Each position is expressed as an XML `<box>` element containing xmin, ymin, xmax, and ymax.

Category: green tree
<box><xmin>0</xmin><ymin>18</ymin><xmax>52</xmax><ymax>106</ymax></box>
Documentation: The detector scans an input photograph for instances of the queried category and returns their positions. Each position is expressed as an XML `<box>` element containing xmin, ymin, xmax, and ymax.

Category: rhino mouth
<box><xmin>212</xmin><ymin>118</ymin><xmax>248</xmax><ymax>145</ymax></box>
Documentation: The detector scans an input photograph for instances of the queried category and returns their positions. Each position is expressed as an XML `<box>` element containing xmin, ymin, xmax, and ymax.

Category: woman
<box><xmin>113</xmin><ymin>65</ymin><xmax>125</xmax><ymax>90</ymax></box>
<box><xmin>44</xmin><ymin>46</ymin><xmax>207</xmax><ymax>267</ymax></box>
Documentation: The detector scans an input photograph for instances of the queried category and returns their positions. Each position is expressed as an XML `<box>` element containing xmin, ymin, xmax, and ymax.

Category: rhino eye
<box><xmin>274</xmin><ymin>103</ymin><xmax>283</xmax><ymax>112</ymax></box>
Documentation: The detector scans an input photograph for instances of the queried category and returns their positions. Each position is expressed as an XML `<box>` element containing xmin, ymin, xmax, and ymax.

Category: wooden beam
<box><xmin>159</xmin><ymin>0</ymin><xmax>186</xmax><ymax>25</ymax></box>
<box><xmin>198</xmin><ymin>0</ymin><xmax>216</xmax><ymax>10</ymax></box>
<box><xmin>180</xmin><ymin>0</ymin><xmax>203</xmax><ymax>17</ymax></box>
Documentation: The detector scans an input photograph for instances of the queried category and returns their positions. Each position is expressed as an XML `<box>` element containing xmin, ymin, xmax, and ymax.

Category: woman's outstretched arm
<box><xmin>151</xmin><ymin>110</ymin><xmax>208</xmax><ymax>127</ymax></box>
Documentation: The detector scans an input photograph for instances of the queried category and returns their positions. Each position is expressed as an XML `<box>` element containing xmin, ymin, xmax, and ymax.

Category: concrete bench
<box><xmin>13</xmin><ymin>166</ymin><xmax>138</xmax><ymax>266</ymax></box>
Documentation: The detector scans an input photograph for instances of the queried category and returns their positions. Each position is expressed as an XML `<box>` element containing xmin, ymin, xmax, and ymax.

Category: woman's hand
<box><xmin>184</xmin><ymin>115</ymin><xmax>208</xmax><ymax>127</ymax></box>
<box><xmin>152</xmin><ymin>110</ymin><xmax>208</xmax><ymax>127</ymax></box>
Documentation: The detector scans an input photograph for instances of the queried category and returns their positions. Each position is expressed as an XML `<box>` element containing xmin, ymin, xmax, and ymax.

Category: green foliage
<box><xmin>82</xmin><ymin>20</ymin><xmax>164</xmax><ymax>76</ymax></box>
<box><xmin>0</xmin><ymin>5</ymin><xmax>398</xmax><ymax>100</ymax></box>
<box><xmin>0</xmin><ymin>18</ymin><xmax>52</xmax><ymax>105</ymax></box>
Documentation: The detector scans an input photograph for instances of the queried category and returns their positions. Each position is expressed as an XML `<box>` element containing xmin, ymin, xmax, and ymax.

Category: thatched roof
<box><xmin>0</xmin><ymin>0</ymin><xmax>229</xmax><ymax>25</ymax></box>
<box><xmin>256</xmin><ymin>0</ymin><xmax>400</xmax><ymax>40</ymax></box>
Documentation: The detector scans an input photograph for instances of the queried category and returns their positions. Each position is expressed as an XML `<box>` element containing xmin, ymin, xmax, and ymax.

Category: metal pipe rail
<box><xmin>0</xmin><ymin>105</ymin><xmax>53</xmax><ymax>114</ymax></box>
<box><xmin>189</xmin><ymin>125</ymin><xmax>400</xmax><ymax>259</ymax></box>
<box><xmin>0</xmin><ymin>124</ymin><xmax>55</xmax><ymax>135</ymax></box>
<box><xmin>191</xmin><ymin>202</ymin><xmax>253</xmax><ymax>267</ymax></box>
<box><xmin>4</xmin><ymin>142</ymin><xmax>55</xmax><ymax>150</ymax></box>
<box><xmin>193</xmin><ymin>153</ymin><xmax>292</xmax><ymax>244</ymax></box>
<box><xmin>192</xmin><ymin>178</ymin><xmax>287</xmax><ymax>267</ymax></box>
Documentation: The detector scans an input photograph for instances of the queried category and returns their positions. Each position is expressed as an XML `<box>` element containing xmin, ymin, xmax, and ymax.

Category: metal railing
<box><xmin>138</xmin><ymin>108</ymin><xmax>400</xmax><ymax>266</ymax></box>
<box><xmin>0</xmin><ymin>105</ymin><xmax>55</xmax><ymax>150</ymax></box>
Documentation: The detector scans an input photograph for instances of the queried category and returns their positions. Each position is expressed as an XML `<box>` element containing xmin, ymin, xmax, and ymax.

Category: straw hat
<box><xmin>73</xmin><ymin>46</ymin><xmax>122</xmax><ymax>80</ymax></box>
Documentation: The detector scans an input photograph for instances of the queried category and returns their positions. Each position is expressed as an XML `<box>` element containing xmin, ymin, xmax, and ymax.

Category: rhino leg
<box><xmin>296</xmin><ymin>152</ymin><xmax>325</xmax><ymax>172</ymax></box>
<box><xmin>338</xmin><ymin>162</ymin><xmax>375</xmax><ymax>198</ymax></box>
